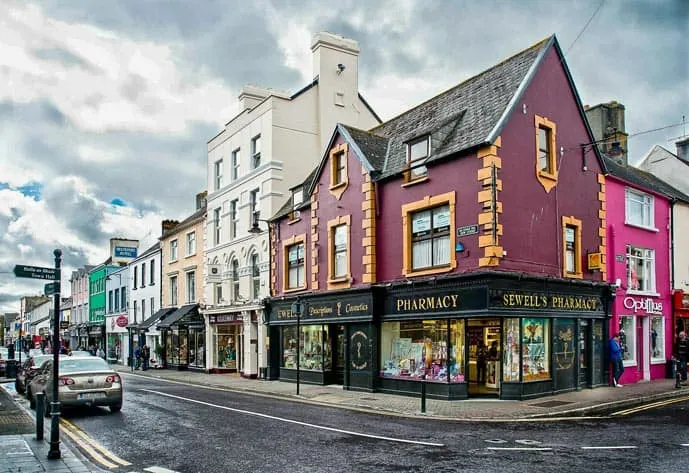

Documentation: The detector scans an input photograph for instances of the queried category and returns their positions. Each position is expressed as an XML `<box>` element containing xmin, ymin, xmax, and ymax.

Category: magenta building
<box><xmin>267</xmin><ymin>35</ymin><xmax>615</xmax><ymax>400</ymax></box>
<box><xmin>602</xmin><ymin>157</ymin><xmax>685</xmax><ymax>384</ymax></box>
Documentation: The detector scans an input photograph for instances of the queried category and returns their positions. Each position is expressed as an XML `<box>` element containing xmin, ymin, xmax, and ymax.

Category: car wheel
<box><xmin>15</xmin><ymin>379</ymin><xmax>23</xmax><ymax>394</ymax></box>
<box><xmin>28</xmin><ymin>388</ymin><xmax>35</xmax><ymax>409</ymax></box>
<box><xmin>43</xmin><ymin>394</ymin><xmax>51</xmax><ymax>418</ymax></box>
<box><xmin>109</xmin><ymin>402</ymin><xmax>122</xmax><ymax>413</ymax></box>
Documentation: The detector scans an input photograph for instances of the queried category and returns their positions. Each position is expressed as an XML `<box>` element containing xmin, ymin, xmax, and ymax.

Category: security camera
<box><xmin>337</xmin><ymin>63</ymin><xmax>346</xmax><ymax>74</ymax></box>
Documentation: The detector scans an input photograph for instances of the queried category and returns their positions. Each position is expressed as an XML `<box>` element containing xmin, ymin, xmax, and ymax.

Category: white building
<box><xmin>28</xmin><ymin>299</ymin><xmax>51</xmax><ymax>348</ymax></box>
<box><xmin>127</xmin><ymin>242</ymin><xmax>163</xmax><ymax>366</ymax></box>
<box><xmin>69</xmin><ymin>265</ymin><xmax>93</xmax><ymax>349</ymax></box>
<box><xmin>203</xmin><ymin>32</ymin><xmax>381</xmax><ymax>376</ymax></box>
<box><xmin>105</xmin><ymin>265</ymin><xmax>129</xmax><ymax>364</ymax></box>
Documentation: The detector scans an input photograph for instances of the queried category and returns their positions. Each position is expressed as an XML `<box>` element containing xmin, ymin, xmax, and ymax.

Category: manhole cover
<box><xmin>530</xmin><ymin>400</ymin><xmax>573</xmax><ymax>408</ymax></box>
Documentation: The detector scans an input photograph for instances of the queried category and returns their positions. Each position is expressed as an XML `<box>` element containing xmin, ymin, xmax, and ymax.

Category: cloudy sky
<box><xmin>1</xmin><ymin>0</ymin><xmax>687</xmax><ymax>312</ymax></box>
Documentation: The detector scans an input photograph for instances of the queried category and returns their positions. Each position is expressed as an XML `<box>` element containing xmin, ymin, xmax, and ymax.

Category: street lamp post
<box><xmin>248</xmin><ymin>211</ymin><xmax>273</xmax><ymax>379</ymax></box>
<box><xmin>48</xmin><ymin>249</ymin><xmax>62</xmax><ymax>460</ymax></box>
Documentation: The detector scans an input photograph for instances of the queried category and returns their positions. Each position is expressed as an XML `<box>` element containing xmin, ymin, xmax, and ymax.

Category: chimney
<box><xmin>195</xmin><ymin>191</ymin><xmax>208</xmax><ymax>210</ymax></box>
<box><xmin>584</xmin><ymin>101</ymin><xmax>629</xmax><ymax>165</ymax></box>
<box><xmin>237</xmin><ymin>85</ymin><xmax>275</xmax><ymax>112</ymax></box>
<box><xmin>676</xmin><ymin>136</ymin><xmax>689</xmax><ymax>162</ymax></box>
<box><xmin>161</xmin><ymin>219</ymin><xmax>179</xmax><ymax>235</ymax></box>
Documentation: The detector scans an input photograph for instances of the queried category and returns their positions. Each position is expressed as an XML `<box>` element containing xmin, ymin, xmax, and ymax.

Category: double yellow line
<box><xmin>60</xmin><ymin>418</ymin><xmax>131</xmax><ymax>469</ymax></box>
<box><xmin>610</xmin><ymin>394</ymin><xmax>689</xmax><ymax>417</ymax></box>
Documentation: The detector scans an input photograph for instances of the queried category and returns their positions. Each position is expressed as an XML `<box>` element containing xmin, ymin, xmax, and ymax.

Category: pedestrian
<box><xmin>97</xmin><ymin>346</ymin><xmax>105</xmax><ymax>359</ymax></box>
<box><xmin>476</xmin><ymin>343</ymin><xmax>487</xmax><ymax>384</ymax></box>
<box><xmin>609</xmin><ymin>333</ymin><xmax>624</xmax><ymax>387</ymax></box>
<box><xmin>134</xmin><ymin>346</ymin><xmax>141</xmax><ymax>370</ymax></box>
<box><xmin>142</xmin><ymin>345</ymin><xmax>150</xmax><ymax>371</ymax></box>
<box><xmin>675</xmin><ymin>331</ymin><xmax>688</xmax><ymax>385</ymax></box>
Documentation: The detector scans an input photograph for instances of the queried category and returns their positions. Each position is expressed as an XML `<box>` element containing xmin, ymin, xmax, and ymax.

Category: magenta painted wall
<box><xmin>497</xmin><ymin>46</ymin><xmax>603</xmax><ymax>280</ymax></box>
<box><xmin>274</xmin><ymin>207</ymin><xmax>311</xmax><ymax>296</ymax></box>
<box><xmin>605</xmin><ymin>177</ymin><xmax>672</xmax><ymax>383</ymax></box>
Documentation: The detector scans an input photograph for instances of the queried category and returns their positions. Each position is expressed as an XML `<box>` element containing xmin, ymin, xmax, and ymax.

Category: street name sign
<box><xmin>44</xmin><ymin>282</ymin><xmax>60</xmax><ymax>296</ymax></box>
<box><xmin>13</xmin><ymin>265</ymin><xmax>59</xmax><ymax>280</ymax></box>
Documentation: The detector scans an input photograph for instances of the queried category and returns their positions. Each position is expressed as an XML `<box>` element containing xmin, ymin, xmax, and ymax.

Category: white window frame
<box><xmin>407</xmin><ymin>136</ymin><xmax>429</xmax><ymax>180</ymax></box>
<box><xmin>213</xmin><ymin>208</ymin><xmax>221</xmax><ymax>246</ymax></box>
<box><xmin>170</xmin><ymin>240</ymin><xmax>178</xmax><ymax>262</ymax></box>
<box><xmin>332</xmin><ymin>224</ymin><xmax>348</xmax><ymax>279</ymax></box>
<box><xmin>231</xmin><ymin>148</ymin><xmax>240</xmax><ymax>181</ymax></box>
<box><xmin>230</xmin><ymin>199</ymin><xmax>238</xmax><ymax>240</ymax></box>
<box><xmin>186</xmin><ymin>231</ymin><xmax>196</xmax><ymax>256</ymax></box>
<box><xmin>214</xmin><ymin>283</ymin><xmax>223</xmax><ymax>305</ymax></box>
<box><xmin>214</xmin><ymin>159</ymin><xmax>223</xmax><ymax>191</ymax></box>
<box><xmin>292</xmin><ymin>188</ymin><xmax>303</xmax><ymax>209</ymax></box>
<box><xmin>251</xmin><ymin>135</ymin><xmax>261</xmax><ymax>169</ymax></box>
<box><xmin>287</xmin><ymin>243</ymin><xmax>305</xmax><ymax>289</ymax></box>
<box><xmin>231</xmin><ymin>260</ymin><xmax>240</xmax><ymax>301</ymax></box>
<box><xmin>133</xmin><ymin>300</ymin><xmax>138</xmax><ymax>323</ymax></box>
<box><xmin>650</xmin><ymin>316</ymin><xmax>665</xmax><ymax>364</ymax></box>
<box><xmin>619</xmin><ymin>315</ymin><xmax>636</xmax><ymax>367</ymax></box>
<box><xmin>249</xmin><ymin>189</ymin><xmax>259</xmax><ymax>223</ymax></box>
<box><xmin>626</xmin><ymin>245</ymin><xmax>656</xmax><ymax>295</ymax></box>
<box><xmin>170</xmin><ymin>276</ymin><xmax>178</xmax><ymax>306</ymax></box>
<box><xmin>410</xmin><ymin>205</ymin><xmax>451</xmax><ymax>271</ymax></box>
<box><xmin>625</xmin><ymin>188</ymin><xmax>655</xmax><ymax>230</ymax></box>
<box><xmin>141</xmin><ymin>263</ymin><xmax>146</xmax><ymax>288</ymax></box>
<box><xmin>186</xmin><ymin>271</ymin><xmax>196</xmax><ymax>303</ymax></box>
<box><xmin>251</xmin><ymin>253</ymin><xmax>261</xmax><ymax>300</ymax></box>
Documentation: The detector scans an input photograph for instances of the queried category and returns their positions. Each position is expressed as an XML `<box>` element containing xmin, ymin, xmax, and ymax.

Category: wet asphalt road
<box><xmin>58</xmin><ymin>373</ymin><xmax>689</xmax><ymax>473</ymax></box>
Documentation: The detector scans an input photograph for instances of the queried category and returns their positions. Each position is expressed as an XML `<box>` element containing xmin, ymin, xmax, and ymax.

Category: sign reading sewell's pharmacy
<box><xmin>489</xmin><ymin>289</ymin><xmax>604</xmax><ymax>314</ymax></box>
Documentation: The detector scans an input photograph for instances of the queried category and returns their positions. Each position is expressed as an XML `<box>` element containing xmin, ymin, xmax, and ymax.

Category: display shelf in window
<box><xmin>521</xmin><ymin>318</ymin><xmax>551</xmax><ymax>382</ymax></box>
<box><xmin>503</xmin><ymin>318</ymin><xmax>520</xmax><ymax>382</ymax></box>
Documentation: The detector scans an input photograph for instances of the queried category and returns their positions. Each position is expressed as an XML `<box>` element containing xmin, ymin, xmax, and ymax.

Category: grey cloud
<box><xmin>33</xmin><ymin>48</ymin><xmax>95</xmax><ymax>70</ymax></box>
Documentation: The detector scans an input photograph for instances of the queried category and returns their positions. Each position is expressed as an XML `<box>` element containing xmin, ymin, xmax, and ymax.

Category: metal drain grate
<box><xmin>359</xmin><ymin>397</ymin><xmax>378</xmax><ymax>401</ymax></box>
<box><xmin>529</xmin><ymin>400</ymin><xmax>574</xmax><ymax>408</ymax></box>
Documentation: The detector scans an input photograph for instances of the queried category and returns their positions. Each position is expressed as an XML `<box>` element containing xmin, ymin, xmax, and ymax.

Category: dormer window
<box><xmin>292</xmin><ymin>187</ymin><xmax>303</xmax><ymax>209</ymax></box>
<box><xmin>406</xmin><ymin>136</ymin><xmax>429</xmax><ymax>182</ymax></box>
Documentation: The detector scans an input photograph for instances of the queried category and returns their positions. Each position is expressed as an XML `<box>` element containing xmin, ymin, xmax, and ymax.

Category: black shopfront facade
<box><xmin>266</xmin><ymin>274</ymin><xmax>613</xmax><ymax>401</ymax></box>
<box><xmin>266</xmin><ymin>289</ymin><xmax>378</xmax><ymax>392</ymax></box>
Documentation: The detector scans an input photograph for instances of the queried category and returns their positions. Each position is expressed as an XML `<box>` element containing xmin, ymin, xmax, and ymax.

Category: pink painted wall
<box><xmin>275</xmin><ymin>207</ymin><xmax>311</xmax><ymax>296</ymax></box>
<box><xmin>605</xmin><ymin>177</ymin><xmax>672</xmax><ymax>383</ymax></box>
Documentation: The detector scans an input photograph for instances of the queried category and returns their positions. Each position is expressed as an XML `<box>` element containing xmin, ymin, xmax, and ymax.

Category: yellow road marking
<box><xmin>610</xmin><ymin>395</ymin><xmax>689</xmax><ymax>417</ymax></box>
<box><xmin>60</xmin><ymin>418</ymin><xmax>132</xmax><ymax>466</ymax></box>
<box><xmin>60</xmin><ymin>423</ymin><xmax>119</xmax><ymax>469</ymax></box>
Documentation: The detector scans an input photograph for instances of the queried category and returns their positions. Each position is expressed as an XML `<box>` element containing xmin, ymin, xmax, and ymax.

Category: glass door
<box><xmin>578</xmin><ymin>320</ymin><xmax>589</xmax><ymax>387</ymax></box>
<box><xmin>334</xmin><ymin>325</ymin><xmax>345</xmax><ymax>385</ymax></box>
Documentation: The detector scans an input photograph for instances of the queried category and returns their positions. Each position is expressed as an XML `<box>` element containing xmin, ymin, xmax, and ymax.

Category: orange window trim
<box><xmin>562</xmin><ymin>216</ymin><xmax>583</xmax><ymax>279</ymax></box>
<box><xmin>535</xmin><ymin>115</ymin><xmax>558</xmax><ymax>193</ymax></box>
<box><xmin>329</xmin><ymin>143</ymin><xmax>349</xmax><ymax>200</ymax></box>
<box><xmin>327</xmin><ymin>215</ymin><xmax>352</xmax><ymax>289</ymax></box>
<box><xmin>401</xmin><ymin>191</ymin><xmax>457</xmax><ymax>277</ymax></box>
<box><xmin>282</xmin><ymin>233</ymin><xmax>307</xmax><ymax>293</ymax></box>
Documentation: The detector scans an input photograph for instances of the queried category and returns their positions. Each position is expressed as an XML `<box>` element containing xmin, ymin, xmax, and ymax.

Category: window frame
<box><xmin>231</xmin><ymin>148</ymin><xmax>240</xmax><ymax>181</ymax></box>
<box><xmin>251</xmin><ymin>135</ymin><xmax>261</xmax><ymax>169</ymax></box>
<box><xmin>626</xmin><ymin>244</ymin><xmax>656</xmax><ymax>294</ymax></box>
<box><xmin>405</xmin><ymin>136</ymin><xmax>429</xmax><ymax>182</ymax></box>
<box><xmin>120</xmin><ymin>287</ymin><xmax>126</xmax><ymax>311</ymax></box>
<box><xmin>534</xmin><ymin>115</ymin><xmax>558</xmax><ymax>192</ymax></box>
<box><xmin>251</xmin><ymin>253</ymin><xmax>261</xmax><ymax>300</ymax></box>
<box><xmin>186</xmin><ymin>231</ymin><xmax>196</xmax><ymax>256</ymax></box>
<box><xmin>114</xmin><ymin>288</ymin><xmax>120</xmax><ymax>312</ymax></box>
<box><xmin>133</xmin><ymin>267</ymin><xmax>138</xmax><ymax>289</ymax></box>
<box><xmin>401</xmin><ymin>192</ymin><xmax>457</xmax><ymax>277</ymax></box>
<box><xmin>562</xmin><ymin>216</ymin><xmax>583</xmax><ymax>279</ymax></box>
<box><xmin>249</xmin><ymin>189</ymin><xmax>260</xmax><ymax>225</ymax></box>
<box><xmin>618</xmin><ymin>316</ymin><xmax>636</xmax><ymax>367</ymax></box>
<box><xmin>170</xmin><ymin>240</ymin><xmax>178</xmax><ymax>262</ymax></box>
<box><xmin>214</xmin><ymin>283</ymin><xmax>223</xmax><ymax>305</ymax></box>
<box><xmin>133</xmin><ymin>300</ymin><xmax>138</xmax><ymax>323</ymax></box>
<box><xmin>231</xmin><ymin>259</ymin><xmax>240</xmax><ymax>301</ymax></box>
<box><xmin>283</xmin><ymin>234</ymin><xmax>307</xmax><ymax>292</ymax></box>
<box><xmin>327</xmin><ymin>215</ymin><xmax>351</xmax><ymax>289</ymax></box>
<box><xmin>328</xmin><ymin>143</ymin><xmax>348</xmax><ymax>199</ymax></box>
<box><xmin>141</xmin><ymin>263</ymin><xmax>146</xmax><ymax>287</ymax></box>
<box><xmin>149</xmin><ymin>259</ymin><xmax>155</xmax><ymax>285</ymax></box>
<box><xmin>170</xmin><ymin>275</ymin><xmax>178</xmax><ymax>306</ymax></box>
<box><xmin>186</xmin><ymin>270</ymin><xmax>196</xmax><ymax>303</ymax></box>
<box><xmin>230</xmin><ymin>199</ymin><xmax>238</xmax><ymax>240</ymax></box>
<box><xmin>214</xmin><ymin>159</ymin><xmax>223</xmax><ymax>191</ymax></box>
<box><xmin>213</xmin><ymin>208</ymin><xmax>221</xmax><ymax>246</ymax></box>
<box><xmin>625</xmin><ymin>187</ymin><xmax>655</xmax><ymax>230</ymax></box>
<box><xmin>108</xmin><ymin>290</ymin><xmax>113</xmax><ymax>314</ymax></box>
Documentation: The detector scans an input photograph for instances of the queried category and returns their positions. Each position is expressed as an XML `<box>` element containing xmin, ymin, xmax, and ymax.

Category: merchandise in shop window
<box><xmin>298</xmin><ymin>325</ymin><xmax>329</xmax><ymax>371</ymax></box>
<box><xmin>282</xmin><ymin>326</ymin><xmax>297</xmax><ymax>368</ymax></box>
<box><xmin>521</xmin><ymin>318</ymin><xmax>551</xmax><ymax>382</ymax></box>
<box><xmin>503</xmin><ymin>318</ymin><xmax>520</xmax><ymax>381</ymax></box>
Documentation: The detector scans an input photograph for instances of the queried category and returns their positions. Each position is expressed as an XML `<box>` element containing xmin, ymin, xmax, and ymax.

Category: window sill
<box><xmin>169</xmin><ymin>259</ymin><xmax>178</xmax><ymax>264</ymax></box>
<box><xmin>329</xmin><ymin>181</ymin><xmax>347</xmax><ymax>191</ymax></box>
<box><xmin>288</xmin><ymin>218</ymin><xmax>302</xmax><ymax>225</ymax></box>
<box><xmin>283</xmin><ymin>286</ymin><xmax>307</xmax><ymax>294</ymax></box>
<box><xmin>185</xmin><ymin>253</ymin><xmax>196</xmax><ymax>258</ymax></box>
<box><xmin>651</xmin><ymin>359</ymin><xmax>666</xmax><ymax>365</ymax></box>
<box><xmin>626</xmin><ymin>290</ymin><xmax>660</xmax><ymax>297</ymax></box>
<box><xmin>564</xmin><ymin>271</ymin><xmax>583</xmax><ymax>279</ymax></box>
<box><xmin>624</xmin><ymin>222</ymin><xmax>659</xmax><ymax>232</ymax></box>
<box><xmin>401</xmin><ymin>176</ymin><xmax>429</xmax><ymax>188</ymax></box>
<box><xmin>538</xmin><ymin>170</ymin><xmax>558</xmax><ymax>181</ymax></box>
<box><xmin>404</xmin><ymin>264</ymin><xmax>455</xmax><ymax>278</ymax></box>
<box><xmin>328</xmin><ymin>276</ymin><xmax>350</xmax><ymax>284</ymax></box>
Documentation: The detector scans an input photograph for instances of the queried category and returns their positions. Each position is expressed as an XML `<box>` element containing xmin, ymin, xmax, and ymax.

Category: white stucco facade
<box><xmin>638</xmin><ymin>144</ymin><xmax>689</xmax><ymax>196</ymax></box>
<box><xmin>105</xmin><ymin>266</ymin><xmax>129</xmax><ymax>364</ymax></box>
<box><xmin>128</xmin><ymin>243</ymin><xmax>163</xmax><ymax>364</ymax></box>
<box><xmin>203</xmin><ymin>32</ymin><xmax>380</xmax><ymax>376</ymax></box>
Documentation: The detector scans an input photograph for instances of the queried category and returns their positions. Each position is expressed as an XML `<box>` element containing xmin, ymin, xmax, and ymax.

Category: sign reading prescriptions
<box><xmin>623</xmin><ymin>296</ymin><xmax>662</xmax><ymax>315</ymax></box>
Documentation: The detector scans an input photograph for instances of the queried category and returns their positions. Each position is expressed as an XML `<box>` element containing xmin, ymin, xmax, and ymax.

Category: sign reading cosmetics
<box><xmin>623</xmin><ymin>296</ymin><xmax>662</xmax><ymax>315</ymax></box>
<box><xmin>268</xmin><ymin>292</ymin><xmax>373</xmax><ymax>324</ymax></box>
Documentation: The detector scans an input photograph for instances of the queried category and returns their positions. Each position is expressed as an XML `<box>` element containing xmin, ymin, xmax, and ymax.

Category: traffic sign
<box><xmin>44</xmin><ymin>282</ymin><xmax>60</xmax><ymax>296</ymax></box>
<box><xmin>13</xmin><ymin>265</ymin><xmax>59</xmax><ymax>280</ymax></box>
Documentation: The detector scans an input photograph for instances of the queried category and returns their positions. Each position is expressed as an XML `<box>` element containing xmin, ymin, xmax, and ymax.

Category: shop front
<box><xmin>613</xmin><ymin>292</ymin><xmax>671</xmax><ymax>384</ymax></box>
<box><xmin>88</xmin><ymin>322</ymin><xmax>105</xmax><ymax>352</ymax></box>
<box><xmin>378</xmin><ymin>274</ymin><xmax>611</xmax><ymax>400</ymax></box>
<box><xmin>158</xmin><ymin>304</ymin><xmax>205</xmax><ymax>371</ymax></box>
<box><xmin>135</xmin><ymin>308</ymin><xmax>176</xmax><ymax>368</ymax></box>
<box><xmin>266</xmin><ymin>290</ymin><xmax>375</xmax><ymax>391</ymax></box>
<box><xmin>207</xmin><ymin>312</ymin><xmax>242</xmax><ymax>374</ymax></box>
<box><xmin>673</xmin><ymin>291</ymin><xmax>689</xmax><ymax>341</ymax></box>
<box><xmin>105</xmin><ymin>313</ymin><xmax>129</xmax><ymax>364</ymax></box>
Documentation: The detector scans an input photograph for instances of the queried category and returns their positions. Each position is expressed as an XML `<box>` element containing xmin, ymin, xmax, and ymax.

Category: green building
<box><xmin>88</xmin><ymin>262</ymin><xmax>119</xmax><ymax>350</ymax></box>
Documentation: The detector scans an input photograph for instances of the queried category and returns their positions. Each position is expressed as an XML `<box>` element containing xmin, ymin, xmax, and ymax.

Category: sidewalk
<box><xmin>114</xmin><ymin>366</ymin><xmax>689</xmax><ymax>420</ymax></box>
<box><xmin>0</xmin><ymin>383</ymin><xmax>99</xmax><ymax>473</ymax></box>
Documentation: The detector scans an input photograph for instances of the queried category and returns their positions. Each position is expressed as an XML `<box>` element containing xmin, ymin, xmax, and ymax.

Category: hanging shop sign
<box><xmin>116</xmin><ymin>316</ymin><xmax>129</xmax><ymax>328</ymax></box>
<box><xmin>489</xmin><ymin>289</ymin><xmax>603</xmax><ymax>313</ymax></box>
<box><xmin>623</xmin><ymin>296</ymin><xmax>662</xmax><ymax>315</ymax></box>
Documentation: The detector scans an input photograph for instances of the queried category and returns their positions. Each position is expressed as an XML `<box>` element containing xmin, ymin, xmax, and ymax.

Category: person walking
<box><xmin>134</xmin><ymin>346</ymin><xmax>141</xmax><ymax>370</ymax></box>
<box><xmin>142</xmin><ymin>345</ymin><xmax>150</xmax><ymax>371</ymax></box>
<box><xmin>476</xmin><ymin>343</ymin><xmax>487</xmax><ymax>385</ymax></box>
<box><xmin>609</xmin><ymin>333</ymin><xmax>624</xmax><ymax>387</ymax></box>
<box><xmin>675</xmin><ymin>331</ymin><xmax>688</xmax><ymax>385</ymax></box>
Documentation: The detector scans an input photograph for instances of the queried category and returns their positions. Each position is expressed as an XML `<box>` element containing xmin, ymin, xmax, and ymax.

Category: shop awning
<box><xmin>136</xmin><ymin>307</ymin><xmax>177</xmax><ymax>330</ymax></box>
<box><xmin>30</xmin><ymin>315</ymin><xmax>50</xmax><ymax>327</ymax></box>
<box><xmin>157</xmin><ymin>304</ymin><xmax>200</xmax><ymax>328</ymax></box>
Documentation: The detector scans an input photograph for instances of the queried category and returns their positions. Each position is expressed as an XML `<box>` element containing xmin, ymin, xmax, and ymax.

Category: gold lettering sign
<box><xmin>277</xmin><ymin>309</ymin><xmax>294</xmax><ymax>320</ymax></box>
<box><xmin>500</xmin><ymin>292</ymin><xmax>599</xmax><ymax>311</ymax></box>
<box><xmin>395</xmin><ymin>294</ymin><xmax>460</xmax><ymax>313</ymax></box>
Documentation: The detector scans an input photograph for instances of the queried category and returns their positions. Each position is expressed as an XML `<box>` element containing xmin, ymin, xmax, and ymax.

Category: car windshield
<box><xmin>0</xmin><ymin>348</ymin><xmax>8</xmax><ymax>358</ymax></box>
<box><xmin>32</xmin><ymin>355</ymin><xmax>52</xmax><ymax>366</ymax></box>
<box><xmin>58</xmin><ymin>358</ymin><xmax>110</xmax><ymax>372</ymax></box>
<box><xmin>70</xmin><ymin>351</ymin><xmax>92</xmax><ymax>357</ymax></box>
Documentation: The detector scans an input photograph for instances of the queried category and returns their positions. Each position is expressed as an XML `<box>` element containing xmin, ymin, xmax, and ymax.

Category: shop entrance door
<box><xmin>238</xmin><ymin>332</ymin><xmax>244</xmax><ymax>374</ymax></box>
<box><xmin>578</xmin><ymin>320</ymin><xmax>590</xmax><ymax>388</ymax></box>
<box><xmin>468</xmin><ymin>319</ymin><xmax>501</xmax><ymax>397</ymax></box>
<box><xmin>334</xmin><ymin>325</ymin><xmax>345</xmax><ymax>385</ymax></box>
<box><xmin>637</xmin><ymin>317</ymin><xmax>645</xmax><ymax>380</ymax></box>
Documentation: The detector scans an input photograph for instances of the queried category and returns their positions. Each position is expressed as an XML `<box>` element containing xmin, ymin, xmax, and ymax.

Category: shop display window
<box><xmin>188</xmin><ymin>328</ymin><xmax>205</xmax><ymax>368</ymax></box>
<box><xmin>215</xmin><ymin>325</ymin><xmax>238</xmax><ymax>369</ymax></box>
<box><xmin>618</xmin><ymin>316</ymin><xmax>635</xmax><ymax>366</ymax></box>
<box><xmin>650</xmin><ymin>316</ymin><xmax>664</xmax><ymax>363</ymax></box>
<box><xmin>300</xmin><ymin>325</ymin><xmax>330</xmax><ymax>371</ymax></box>
<box><xmin>282</xmin><ymin>326</ymin><xmax>298</xmax><ymax>368</ymax></box>
<box><xmin>448</xmin><ymin>320</ymin><xmax>465</xmax><ymax>382</ymax></box>
<box><xmin>380</xmin><ymin>320</ymin><xmax>449</xmax><ymax>382</ymax></box>
<box><xmin>521</xmin><ymin>318</ymin><xmax>550</xmax><ymax>382</ymax></box>
<box><xmin>503</xmin><ymin>318</ymin><xmax>520</xmax><ymax>382</ymax></box>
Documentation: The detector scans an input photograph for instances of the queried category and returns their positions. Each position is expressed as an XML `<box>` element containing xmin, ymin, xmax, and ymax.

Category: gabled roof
<box><xmin>160</xmin><ymin>205</ymin><xmax>207</xmax><ymax>240</ymax></box>
<box><xmin>271</xmin><ymin>167</ymin><xmax>319</xmax><ymax>221</ymax></box>
<box><xmin>132</xmin><ymin>241</ymin><xmax>161</xmax><ymax>262</ymax></box>
<box><xmin>639</xmin><ymin>144</ymin><xmax>689</xmax><ymax>170</ymax></box>
<box><xmin>604</xmin><ymin>155</ymin><xmax>689</xmax><ymax>203</ymax></box>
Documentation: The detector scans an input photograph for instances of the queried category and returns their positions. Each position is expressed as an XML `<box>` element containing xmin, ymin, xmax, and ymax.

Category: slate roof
<box><xmin>161</xmin><ymin>205</ymin><xmax>207</xmax><ymax>239</ymax></box>
<box><xmin>340</xmin><ymin>125</ymin><xmax>389</xmax><ymax>172</ymax></box>
<box><xmin>370</xmin><ymin>36</ymin><xmax>551</xmax><ymax>179</ymax></box>
<box><xmin>271</xmin><ymin>168</ymin><xmax>319</xmax><ymax>221</ymax></box>
<box><xmin>604</xmin><ymin>155</ymin><xmax>689</xmax><ymax>203</ymax></box>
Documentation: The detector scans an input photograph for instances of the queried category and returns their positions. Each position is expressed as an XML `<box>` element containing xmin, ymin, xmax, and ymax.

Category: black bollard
<box><xmin>36</xmin><ymin>393</ymin><xmax>44</xmax><ymax>440</ymax></box>
<box><xmin>420</xmin><ymin>376</ymin><xmax>427</xmax><ymax>414</ymax></box>
<box><xmin>676</xmin><ymin>360</ymin><xmax>682</xmax><ymax>389</ymax></box>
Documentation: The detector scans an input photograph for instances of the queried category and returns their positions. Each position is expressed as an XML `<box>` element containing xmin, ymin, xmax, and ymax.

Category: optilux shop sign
<box><xmin>623</xmin><ymin>296</ymin><xmax>662</xmax><ymax>315</ymax></box>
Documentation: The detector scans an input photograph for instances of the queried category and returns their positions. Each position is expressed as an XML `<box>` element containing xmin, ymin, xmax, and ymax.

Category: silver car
<box><xmin>28</xmin><ymin>356</ymin><xmax>123</xmax><ymax>416</ymax></box>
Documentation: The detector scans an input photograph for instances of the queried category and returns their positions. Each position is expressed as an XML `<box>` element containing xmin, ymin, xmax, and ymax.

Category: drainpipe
<box><xmin>669</xmin><ymin>201</ymin><xmax>676</xmax><ymax>352</ymax></box>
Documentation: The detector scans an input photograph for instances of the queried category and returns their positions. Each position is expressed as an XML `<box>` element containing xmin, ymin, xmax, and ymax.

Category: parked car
<box><xmin>27</xmin><ymin>356</ymin><xmax>122</xmax><ymax>416</ymax></box>
<box><xmin>69</xmin><ymin>351</ymin><xmax>94</xmax><ymax>357</ymax></box>
<box><xmin>15</xmin><ymin>354</ymin><xmax>53</xmax><ymax>394</ymax></box>
<box><xmin>29</xmin><ymin>349</ymin><xmax>44</xmax><ymax>358</ymax></box>
<box><xmin>0</xmin><ymin>348</ymin><xmax>8</xmax><ymax>376</ymax></box>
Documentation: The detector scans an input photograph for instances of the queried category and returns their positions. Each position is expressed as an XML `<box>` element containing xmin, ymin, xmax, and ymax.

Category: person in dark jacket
<box><xmin>609</xmin><ymin>333</ymin><xmax>624</xmax><ymax>387</ymax></box>
<box><xmin>676</xmin><ymin>331</ymin><xmax>688</xmax><ymax>383</ymax></box>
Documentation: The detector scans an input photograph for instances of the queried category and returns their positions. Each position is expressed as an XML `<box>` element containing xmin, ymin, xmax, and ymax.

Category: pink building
<box><xmin>603</xmin><ymin>157</ymin><xmax>677</xmax><ymax>384</ymax></box>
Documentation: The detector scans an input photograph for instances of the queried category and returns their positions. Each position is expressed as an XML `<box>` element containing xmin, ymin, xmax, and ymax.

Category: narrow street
<box><xmin>39</xmin><ymin>373</ymin><xmax>688</xmax><ymax>473</ymax></box>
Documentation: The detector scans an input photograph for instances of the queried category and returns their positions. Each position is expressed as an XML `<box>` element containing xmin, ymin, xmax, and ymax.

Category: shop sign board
<box><xmin>116</xmin><ymin>316</ymin><xmax>129</xmax><ymax>327</ymax></box>
<box><xmin>269</xmin><ymin>293</ymin><xmax>373</xmax><ymax>323</ymax></box>
<box><xmin>114</xmin><ymin>246</ymin><xmax>138</xmax><ymax>258</ymax></box>
<box><xmin>489</xmin><ymin>289</ymin><xmax>603</xmax><ymax>313</ymax></box>
<box><xmin>386</xmin><ymin>287</ymin><xmax>487</xmax><ymax>316</ymax></box>
<box><xmin>208</xmin><ymin>313</ymin><xmax>242</xmax><ymax>324</ymax></box>
<box><xmin>44</xmin><ymin>282</ymin><xmax>59</xmax><ymax>296</ymax></box>
<box><xmin>13</xmin><ymin>265</ymin><xmax>59</xmax><ymax>280</ymax></box>
<box><xmin>59</xmin><ymin>321</ymin><xmax>69</xmax><ymax>329</ymax></box>
<box><xmin>623</xmin><ymin>296</ymin><xmax>662</xmax><ymax>315</ymax></box>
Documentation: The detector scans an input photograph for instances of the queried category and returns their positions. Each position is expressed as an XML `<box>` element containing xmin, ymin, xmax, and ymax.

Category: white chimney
<box><xmin>237</xmin><ymin>85</ymin><xmax>280</xmax><ymax>112</ymax></box>
<box><xmin>676</xmin><ymin>136</ymin><xmax>689</xmax><ymax>162</ymax></box>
